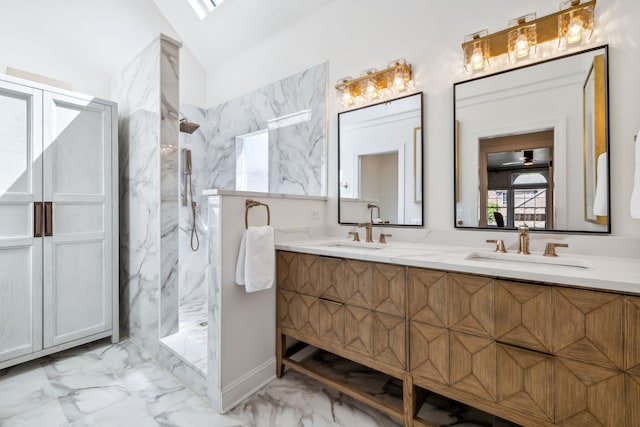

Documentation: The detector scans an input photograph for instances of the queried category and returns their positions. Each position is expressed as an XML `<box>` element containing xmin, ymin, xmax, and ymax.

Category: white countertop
<box><xmin>275</xmin><ymin>237</ymin><xmax>640</xmax><ymax>295</ymax></box>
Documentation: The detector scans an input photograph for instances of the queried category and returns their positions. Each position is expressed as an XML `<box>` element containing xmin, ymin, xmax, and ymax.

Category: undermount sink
<box><xmin>465</xmin><ymin>251</ymin><xmax>593</xmax><ymax>270</ymax></box>
<box><xmin>321</xmin><ymin>241</ymin><xmax>386</xmax><ymax>250</ymax></box>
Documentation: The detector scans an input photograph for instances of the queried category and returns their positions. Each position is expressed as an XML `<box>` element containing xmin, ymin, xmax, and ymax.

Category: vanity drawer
<box><xmin>624</xmin><ymin>296</ymin><xmax>640</xmax><ymax>374</ymax></box>
<box><xmin>277</xmin><ymin>289</ymin><xmax>319</xmax><ymax>338</ymax></box>
<box><xmin>555</xmin><ymin>357</ymin><xmax>624</xmax><ymax>426</ymax></box>
<box><xmin>317</xmin><ymin>298</ymin><xmax>345</xmax><ymax>348</ymax></box>
<box><xmin>495</xmin><ymin>280</ymin><xmax>553</xmax><ymax>353</ymax></box>
<box><xmin>408</xmin><ymin>268</ymin><xmax>448</xmax><ymax>328</ymax></box>
<box><xmin>342</xmin><ymin>260</ymin><xmax>374</xmax><ymax>309</ymax></box>
<box><xmin>450</xmin><ymin>331</ymin><xmax>497</xmax><ymax>402</ymax></box>
<box><xmin>371</xmin><ymin>263</ymin><xmax>405</xmax><ymax>316</ymax></box>
<box><xmin>448</xmin><ymin>274</ymin><xmax>495</xmax><ymax>339</ymax></box>
<box><xmin>553</xmin><ymin>288</ymin><xmax>623</xmax><ymax>370</ymax></box>
<box><xmin>496</xmin><ymin>344</ymin><xmax>553</xmax><ymax>422</ymax></box>
<box><xmin>410</xmin><ymin>321</ymin><xmax>449</xmax><ymax>385</ymax></box>
<box><xmin>317</xmin><ymin>257</ymin><xmax>344</xmax><ymax>303</ymax></box>
<box><xmin>277</xmin><ymin>251</ymin><xmax>299</xmax><ymax>292</ymax></box>
<box><xmin>344</xmin><ymin>304</ymin><xmax>373</xmax><ymax>357</ymax></box>
<box><xmin>296</xmin><ymin>254</ymin><xmax>323</xmax><ymax>296</ymax></box>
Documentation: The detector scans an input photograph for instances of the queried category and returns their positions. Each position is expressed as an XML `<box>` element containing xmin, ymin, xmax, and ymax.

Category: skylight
<box><xmin>187</xmin><ymin>0</ymin><xmax>224</xmax><ymax>20</ymax></box>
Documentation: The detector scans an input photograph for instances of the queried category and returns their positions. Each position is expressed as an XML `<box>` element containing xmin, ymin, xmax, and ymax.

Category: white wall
<box><xmin>0</xmin><ymin>0</ymin><xmax>207</xmax><ymax>105</ymax></box>
<box><xmin>204</xmin><ymin>0</ymin><xmax>640</xmax><ymax>239</ymax></box>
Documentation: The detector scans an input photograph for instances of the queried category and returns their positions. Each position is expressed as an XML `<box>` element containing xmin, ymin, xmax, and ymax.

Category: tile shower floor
<box><xmin>0</xmin><ymin>339</ymin><xmax>520</xmax><ymax>427</ymax></box>
<box><xmin>160</xmin><ymin>297</ymin><xmax>209</xmax><ymax>374</ymax></box>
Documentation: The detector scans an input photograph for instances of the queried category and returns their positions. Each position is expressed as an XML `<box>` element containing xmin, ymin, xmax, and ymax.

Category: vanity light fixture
<box><xmin>462</xmin><ymin>0</ymin><xmax>595</xmax><ymax>73</ymax></box>
<box><xmin>336</xmin><ymin>59</ymin><xmax>412</xmax><ymax>108</ymax></box>
<box><xmin>508</xmin><ymin>14</ymin><xmax>537</xmax><ymax>62</ymax></box>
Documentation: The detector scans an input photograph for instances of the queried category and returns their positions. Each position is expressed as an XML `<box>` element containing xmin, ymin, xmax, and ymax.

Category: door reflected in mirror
<box><xmin>454</xmin><ymin>46</ymin><xmax>609</xmax><ymax>233</ymax></box>
<box><xmin>338</xmin><ymin>92</ymin><xmax>423</xmax><ymax>226</ymax></box>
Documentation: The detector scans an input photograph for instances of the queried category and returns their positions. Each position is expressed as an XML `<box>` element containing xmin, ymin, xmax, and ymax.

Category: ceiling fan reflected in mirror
<box><xmin>502</xmin><ymin>149</ymin><xmax>540</xmax><ymax>166</ymax></box>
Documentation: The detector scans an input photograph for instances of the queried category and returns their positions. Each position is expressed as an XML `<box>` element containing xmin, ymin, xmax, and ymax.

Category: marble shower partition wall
<box><xmin>200</xmin><ymin>62</ymin><xmax>327</xmax><ymax>195</ymax></box>
<box><xmin>113</xmin><ymin>34</ymin><xmax>181</xmax><ymax>356</ymax></box>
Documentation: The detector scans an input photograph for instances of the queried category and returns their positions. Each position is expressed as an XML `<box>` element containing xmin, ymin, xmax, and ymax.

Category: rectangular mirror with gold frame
<box><xmin>454</xmin><ymin>45</ymin><xmax>610</xmax><ymax>233</ymax></box>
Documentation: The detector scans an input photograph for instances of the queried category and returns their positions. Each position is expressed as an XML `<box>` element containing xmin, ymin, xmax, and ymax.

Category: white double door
<box><xmin>0</xmin><ymin>79</ymin><xmax>113</xmax><ymax>363</ymax></box>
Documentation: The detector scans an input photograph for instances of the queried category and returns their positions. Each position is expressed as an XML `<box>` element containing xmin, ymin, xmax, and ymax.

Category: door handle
<box><xmin>34</xmin><ymin>202</ymin><xmax>43</xmax><ymax>237</ymax></box>
<box><xmin>44</xmin><ymin>202</ymin><xmax>53</xmax><ymax>236</ymax></box>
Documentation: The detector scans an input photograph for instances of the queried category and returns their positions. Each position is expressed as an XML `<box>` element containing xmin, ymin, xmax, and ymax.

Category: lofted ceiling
<box><xmin>152</xmin><ymin>0</ymin><xmax>332</xmax><ymax>71</ymax></box>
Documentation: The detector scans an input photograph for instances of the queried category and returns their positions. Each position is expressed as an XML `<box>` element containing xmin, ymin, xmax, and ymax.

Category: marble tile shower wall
<box><xmin>114</xmin><ymin>35</ymin><xmax>181</xmax><ymax>356</ymax></box>
<box><xmin>178</xmin><ymin>63</ymin><xmax>327</xmax><ymax>314</ymax></box>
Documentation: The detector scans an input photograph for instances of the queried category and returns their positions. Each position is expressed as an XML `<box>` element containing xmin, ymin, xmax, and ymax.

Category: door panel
<box><xmin>42</xmin><ymin>93</ymin><xmax>112</xmax><ymax>347</ymax></box>
<box><xmin>0</xmin><ymin>80</ymin><xmax>42</xmax><ymax>362</ymax></box>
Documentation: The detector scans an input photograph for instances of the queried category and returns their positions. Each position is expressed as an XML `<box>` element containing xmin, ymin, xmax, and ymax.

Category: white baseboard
<box><xmin>220</xmin><ymin>357</ymin><xmax>276</xmax><ymax>413</ymax></box>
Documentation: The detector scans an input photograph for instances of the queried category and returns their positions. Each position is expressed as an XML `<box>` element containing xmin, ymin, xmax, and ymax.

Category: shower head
<box><xmin>180</xmin><ymin>118</ymin><xmax>200</xmax><ymax>134</ymax></box>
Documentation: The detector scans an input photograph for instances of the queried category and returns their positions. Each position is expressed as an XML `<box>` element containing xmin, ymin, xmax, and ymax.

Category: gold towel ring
<box><xmin>245</xmin><ymin>199</ymin><xmax>270</xmax><ymax>229</ymax></box>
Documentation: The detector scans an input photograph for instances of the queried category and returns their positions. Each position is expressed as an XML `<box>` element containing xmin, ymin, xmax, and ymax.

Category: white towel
<box><xmin>631</xmin><ymin>133</ymin><xmax>640</xmax><ymax>219</ymax></box>
<box><xmin>235</xmin><ymin>225</ymin><xmax>275</xmax><ymax>292</ymax></box>
<box><xmin>593</xmin><ymin>152</ymin><xmax>608</xmax><ymax>217</ymax></box>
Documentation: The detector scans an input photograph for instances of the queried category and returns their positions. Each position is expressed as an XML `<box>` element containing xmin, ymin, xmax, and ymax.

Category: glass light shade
<box><xmin>360</xmin><ymin>68</ymin><xmax>389</xmax><ymax>101</ymax></box>
<box><xmin>463</xmin><ymin>30</ymin><xmax>489</xmax><ymax>72</ymax></box>
<box><xmin>558</xmin><ymin>0</ymin><xmax>594</xmax><ymax>48</ymax></box>
<box><xmin>387</xmin><ymin>59</ymin><xmax>410</xmax><ymax>92</ymax></box>
<box><xmin>337</xmin><ymin>77</ymin><xmax>360</xmax><ymax>107</ymax></box>
<box><xmin>507</xmin><ymin>14</ymin><xmax>537</xmax><ymax>63</ymax></box>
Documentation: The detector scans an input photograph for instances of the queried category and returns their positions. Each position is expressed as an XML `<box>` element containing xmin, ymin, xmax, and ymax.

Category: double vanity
<box><xmin>274</xmin><ymin>236</ymin><xmax>640</xmax><ymax>427</ymax></box>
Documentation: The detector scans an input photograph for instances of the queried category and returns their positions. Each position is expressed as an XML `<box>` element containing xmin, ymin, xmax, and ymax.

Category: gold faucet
<box><xmin>544</xmin><ymin>242</ymin><xmax>569</xmax><ymax>257</ymax></box>
<box><xmin>517</xmin><ymin>224</ymin><xmax>530</xmax><ymax>255</ymax></box>
<box><xmin>358</xmin><ymin>222</ymin><xmax>374</xmax><ymax>243</ymax></box>
<box><xmin>368</xmin><ymin>203</ymin><xmax>380</xmax><ymax>223</ymax></box>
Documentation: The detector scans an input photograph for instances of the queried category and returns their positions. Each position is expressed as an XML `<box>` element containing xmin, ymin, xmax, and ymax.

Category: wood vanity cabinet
<box><xmin>275</xmin><ymin>251</ymin><xmax>639</xmax><ymax>427</ymax></box>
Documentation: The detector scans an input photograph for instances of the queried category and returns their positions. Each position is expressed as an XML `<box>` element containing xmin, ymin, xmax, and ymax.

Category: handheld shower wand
<box><xmin>183</xmin><ymin>149</ymin><xmax>199</xmax><ymax>251</ymax></box>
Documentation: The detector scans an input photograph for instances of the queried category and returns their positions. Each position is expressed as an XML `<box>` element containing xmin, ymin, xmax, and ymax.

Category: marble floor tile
<box><xmin>43</xmin><ymin>353</ymin><xmax>131</xmax><ymax>422</ymax></box>
<box><xmin>0</xmin><ymin>397</ymin><xmax>68</xmax><ymax>427</ymax></box>
<box><xmin>0</xmin><ymin>339</ymin><xmax>521</xmax><ymax>427</ymax></box>
<box><xmin>154</xmin><ymin>395</ymin><xmax>243</xmax><ymax>427</ymax></box>
<box><xmin>118</xmin><ymin>361</ymin><xmax>193</xmax><ymax>416</ymax></box>
<box><xmin>0</xmin><ymin>362</ymin><xmax>57</xmax><ymax>420</ymax></box>
<box><xmin>71</xmin><ymin>395</ymin><xmax>160</xmax><ymax>427</ymax></box>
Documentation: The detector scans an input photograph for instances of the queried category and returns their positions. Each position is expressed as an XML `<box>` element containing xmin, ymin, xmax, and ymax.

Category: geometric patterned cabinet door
<box><xmin>296</xmin><ymin>254</ymin><xmax>322</xmax><ymax>297</ymax></box>
<box><xmin>450</xmin><ymin>331</ymin><xmax>497</xmax><ymax>402</ymax></box>
<box><xmin>344</xmin><ymin>304</ymin><xmax>373</xmax><ymax>357</ymax></box>
<box><xmin>496</xmin><ymin>344</ymin><xmax>554</xmax><ymax>422</ymax></box>
<box><xmin>495</xmin><ymin>280</ymin><xmax>553</xmax><ymax>353</ymax></box>
<box><xmin>277</xmin><ymin>289</ymin><xmax>296</xmax><ymax>331</ymax></box>
<box><xmin>555</xmin><ymin>357</ymin><xmax>625</xmax><ymax>426</ymax></box>
<box><xmin>372</xmin><ymin>312</ymin><xmax>405</xmax><ymax>369</ymax></box>
<box><xmin>372</xmin><ymin>263</ymin><xmax>405</xmax><ymax>317</ymax></box>
<box><xmin>317</xmin><ymin>299</ymin><xmax>344</xmax><ymax>348</ymax></box>
<box><xmin>277</xmin><ymin>251</ymin><xmax>298</xmax><ymax>292</ymax></box>
<box><xmin>342</xmin><ymin>260</ymin><xmax>374</xmax><ymax>309</ymax></box>
<box><xmin>318</xmin><ymin>257</ymin><xmax>344</xmax><ymax>303</ymax></box>
<box><xmin>553</xmin><ymin>288</ymin><xmax>624</xmax><ymax>370</ymax></box>
<box><xmin>408</xmin><ymin>268</ymin><xmax>448</xmax><ymax>328</ymax></box>
<box><xmin>627</xmin><ymin>374</ymin><xmax>640</xmax><ymax>427</ymax></box>
<box><xmin>449</xmin><ymin>274</ymin><xmax>495</xmax><ymax>339</ymax></box>
<box><xmin>410</xmin><ymin>322</ymin><xmax>449</xmax><ymax>385</ymax></box>
<box><xmin>625</xmin><ymin>296</ymin><xmax>640</xmax><ymax>375</ymax></box>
